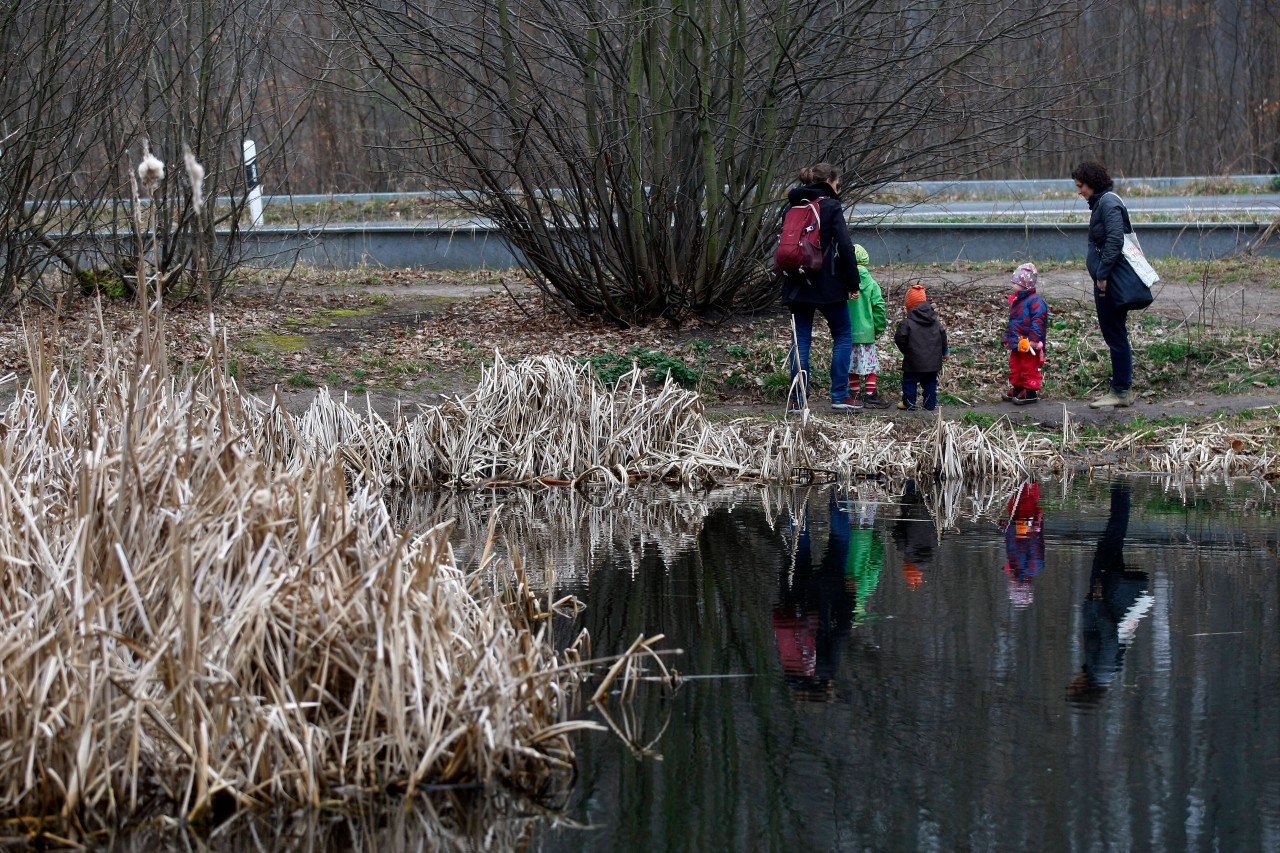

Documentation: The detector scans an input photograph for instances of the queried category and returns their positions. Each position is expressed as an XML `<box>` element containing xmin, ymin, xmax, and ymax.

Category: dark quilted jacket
<box><xmin>894</xmin><ymin>302</ymin><xmax>948</xmax><ymax>373</ymax></box>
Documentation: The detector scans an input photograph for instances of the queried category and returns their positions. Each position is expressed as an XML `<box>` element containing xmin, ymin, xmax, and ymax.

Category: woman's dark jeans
<box><xmin>788</xmin><ymin>302</ymin><xmax>853</xmax><ymax>405</ymax></box>
<box><xmin>1094</xmin><ymin>288</ymin><xmax>1132</xmax><ymax>392</ymax></box>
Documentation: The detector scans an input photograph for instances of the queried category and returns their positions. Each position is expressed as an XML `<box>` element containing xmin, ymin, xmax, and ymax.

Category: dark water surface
<box><xmin>534</xmin><ymin>478</ymin><xmax>1280</xmax><ymax>852</ymax></box>
<box><xmin>95</xmin><ymin>478</ymin><xmax>1280</xmax><ymax>851</ymax></box>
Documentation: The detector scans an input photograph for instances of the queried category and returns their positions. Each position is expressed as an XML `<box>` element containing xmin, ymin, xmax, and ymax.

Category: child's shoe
<box><xmin>831</xmin><ymin>397</ymin><xmax>862</xmax><ymax>411</ymax></box>
<box><xmin>897</xmin><ymin>401</ymin><xmax>916</xmax><ymax>411</ymax></box>
<box><xmin>1001</xmin><ymin>386</ymin><xmax>1020</xmax><ymax>402</ymax></box>
<box><xmin>1011</xmin><ymin>389</ymin><xmax>1039</xmax><ymax>406</ymax></box>
<box><xmin>862</xmin><ymin>392</ymin><xmax>890</xmax><ymax>409</ymax></box>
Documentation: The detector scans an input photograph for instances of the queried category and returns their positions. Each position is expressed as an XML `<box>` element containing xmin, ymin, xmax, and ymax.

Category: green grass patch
<box><xmin>962</xmin><ymin>411</ymin><xmax>996</xmax><ymax>428</ymax></box>
<box><xmin>254</xmin><ymin>332</ymin><xmax>309</xmax><ymax>353</ymax></box>
<box><xmin>586</xmin><ymin>347</ymin><xmax>702</xmax><ymax>387</ymax></box>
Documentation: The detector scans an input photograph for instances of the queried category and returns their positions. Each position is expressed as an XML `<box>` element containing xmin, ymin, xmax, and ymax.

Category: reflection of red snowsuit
<box><xmin>1003</xmin><ymin>483</ymin><xmax>1045</xmax><ymax>583</ymax></box>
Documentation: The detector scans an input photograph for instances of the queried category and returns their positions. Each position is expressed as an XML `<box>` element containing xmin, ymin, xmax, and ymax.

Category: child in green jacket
<box><xmin>847</xmin><ymin>244</ymin><xmax>888</xmax><ymax>408</ymax></box>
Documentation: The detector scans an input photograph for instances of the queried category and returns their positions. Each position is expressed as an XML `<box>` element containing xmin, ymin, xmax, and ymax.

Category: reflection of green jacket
<box><xmin>848</xmin><ymin>269</ymin><xmax>886</xmax><ymax>344</ymax></box>
<box><xmin>846</xmin><ymin>527</ymin><xmax>884</xmax><ymax>622</ymax></box>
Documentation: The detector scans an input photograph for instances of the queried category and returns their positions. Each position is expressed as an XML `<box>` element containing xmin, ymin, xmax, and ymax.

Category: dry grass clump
<box><xmin>1116</xmin><ymin>418</ymin><xmax>1280</xmax><ymax>478</ymax></box>
<box><xmin>283</xmin><ymin>357</ymin><xmax>1278</xmax><ymax>492</ymax></box>
<box><xmin>289</xmin><ymin>353</ymin><xmax>759</xmax><ymax>489</ymax></box>
<box><xmin>0</xmin><ymin>318</ymin><xmax>599</xmax><ymax>832</ymax></box>
<box><xmin>284</xmin><ymin>358</ymin><xmax>1064</xmax><ymax>490</ymax></box>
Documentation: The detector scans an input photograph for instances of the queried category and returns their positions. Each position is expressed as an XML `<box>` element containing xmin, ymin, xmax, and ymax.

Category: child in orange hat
<box><xmin>893</xmin><ymin>285</ymin><xmax>948</xmax><ymax>411</ymax></box>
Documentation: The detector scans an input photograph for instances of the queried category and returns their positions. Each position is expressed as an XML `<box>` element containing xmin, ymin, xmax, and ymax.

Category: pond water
<box><xmin>99</xmin><ymin>477</ymin><xmax>1280</xmax><ymax>851</ymax></box>
<box><xmin>529</xmin><ymin>477</ymin><xmax>1280</xmax><ymax>852</ymax></box>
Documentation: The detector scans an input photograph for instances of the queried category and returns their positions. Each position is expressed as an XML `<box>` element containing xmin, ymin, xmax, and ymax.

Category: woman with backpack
<box><xmin>778</xmin><ymin>163</ymin><xmax>860</xmax><ymax>413</ymax></box>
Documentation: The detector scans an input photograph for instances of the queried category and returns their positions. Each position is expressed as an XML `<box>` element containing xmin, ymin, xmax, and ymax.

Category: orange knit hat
<box><xmin>905</xmin><ymin>284</ymin><xmax>927</xmax><ymax>312</ymax></box>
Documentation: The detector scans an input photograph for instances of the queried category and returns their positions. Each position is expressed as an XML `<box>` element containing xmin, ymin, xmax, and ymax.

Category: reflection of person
<box><xmin>772</xmin><ymin>493</ymin><xmax>855</xmax><ymax>700</ymax></box>
<box><xmin>891</xmin><ymin>480</ymin><xmax>936</xmax><ymax>589</ymax></box>
<box><xmin>1072</xmin><ymin>161</ymin><xmax>1133</xmax><ymax>409</ymax></box>
<box><xmin>845</xmin><ymin>498</ymin><xmax>884</xmax><ymax>624</ymax></box>
<box><xmin>1000</xmin><ymin>483</ymin><xmax>1045</xmax><ymax>608</ymax></box>
<box><xmin>780</xmin><ymin>163</ymin><xmax>860</xmax><ymax>412</ymax></box>
<box><xmin>1067</xmin><ymin>483</ymin><xmax>1154</xmax><ymax>705</ymax></box>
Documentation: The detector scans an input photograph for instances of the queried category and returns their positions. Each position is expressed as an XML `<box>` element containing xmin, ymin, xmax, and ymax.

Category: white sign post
<box><xmin>243</xmin><ymin>139</ymin><xmax>264</xmax><ymax>228</ymax></box>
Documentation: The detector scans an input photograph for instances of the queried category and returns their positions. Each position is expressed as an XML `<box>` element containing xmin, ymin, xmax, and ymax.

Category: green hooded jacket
<box><xmin>848</xmin><ymin>245</ymin><xmax>887</xmax><ymax>344</ymax></box>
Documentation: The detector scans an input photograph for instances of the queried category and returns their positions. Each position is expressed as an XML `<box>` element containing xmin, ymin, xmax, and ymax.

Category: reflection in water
<box><xmin>87</xmin><ymin>480</ymin><xmax>1280</xmax><ymax>850</ymax></box>
<box><xmin>772</xmin><ymin>492</ymin><xmax>853</xmax><ymax>701</ymax></box>
<box><xmin>846</xmin><ymin>495</ymin><xmax>884</xmax><ymax>625</ymax></box>
<box><xmin>542</xmin><ymin>478</ymin><xmax>1280</xmax><ymax>851</ymax></box>
<box><xmin>892</xmin><ymin>479</ymin><xmax>937</xmax><ymax>589</ymax></box>
<box><xmin>1068</xmin><ymin>482</ymin><xmax>1154</xmax><ymax>705</ymax></box>
<box><xmin>1001</xmin><ymin>482</ymin><xmax>1046</xmax><ymax>608</ymax></box>
<box><xmin>102</xmin><ymin>790</ymin><xmax>547</xmax><ymax>852</ymax></box>
<box><xmin>386</xmin><ymin>486</ymin><xmax>715</xmax><ymax>586</ymax></box>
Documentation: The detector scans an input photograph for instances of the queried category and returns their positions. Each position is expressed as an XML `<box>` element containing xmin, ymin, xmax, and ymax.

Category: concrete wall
<box><xmin>858</xmin><ymin>222</ymin><xmax>1276</xmax><ymax>265</ymax></box>
<box><xmin>234</xmin><ymin>221</ymin><xmax>1279</xmax><ymax>270</ymax></box>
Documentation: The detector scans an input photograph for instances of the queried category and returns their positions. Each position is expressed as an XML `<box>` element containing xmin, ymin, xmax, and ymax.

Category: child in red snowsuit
<box><xmin>1002</xmin><ymin>263</ymin><xmax>1049</xmax><ymax>405</ymax></box>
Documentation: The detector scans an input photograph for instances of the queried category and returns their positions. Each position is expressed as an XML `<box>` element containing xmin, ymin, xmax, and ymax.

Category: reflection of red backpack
<box><xmin>774</xmin><ymin>198</ymin><xmax>825</xmax><ymax>273</ymax></box>
<box><xmin>772</xmin><ymin>609</ymin><xmax>818</xmax><ymax>677</ymax></box>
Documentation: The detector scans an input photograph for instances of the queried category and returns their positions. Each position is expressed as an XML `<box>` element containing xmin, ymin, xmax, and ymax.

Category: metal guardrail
<box><xmin>29</xmin><ymin>174</ymin><xmax>1280</xmax><ymax>211</ymax></box>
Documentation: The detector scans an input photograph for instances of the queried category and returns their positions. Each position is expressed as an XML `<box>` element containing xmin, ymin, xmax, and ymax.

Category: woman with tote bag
<box><xmin>1072</xmin><ymin>161</ymin><xmax>1153</xmax><ymax>409</ymax></box>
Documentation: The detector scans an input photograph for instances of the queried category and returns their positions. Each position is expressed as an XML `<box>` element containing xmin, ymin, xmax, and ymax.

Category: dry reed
<box><xmin>271</xmin><ymin>354</ymin><xmax>1278</xmax><ymax>490</ymax></box>
<box><xmin>3</xmin><ymin>292</ymin><xmax>1274</xmax><ymax>835</ymax></box>
<box><xmin>0</xmin><ymin>320</ymin><xmax>610</xmax><ymax>832</ymax></box>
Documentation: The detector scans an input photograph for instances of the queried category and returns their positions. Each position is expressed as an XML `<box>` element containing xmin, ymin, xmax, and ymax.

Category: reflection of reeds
<box><xmin>0</xmin><ymin>324</ymin><xmax>602</xmax><ymax>829</ymax></box>
<box><xmin>388</xmin><ymin>486</ymin><xmax>714</xmax><ymax>586</ymax></box>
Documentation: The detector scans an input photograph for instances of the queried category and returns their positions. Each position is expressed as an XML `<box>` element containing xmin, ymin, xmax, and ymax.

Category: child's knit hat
<box><xmin>905</xmin><ymin>284</ymin><xmax>927</xmax><ymax>312</ymax></box>
<box><xmin>902</xmin><ymin>562</ymin><xmax>923</xmax><ymax>589</ymax></box>
<box><xmin>854</xmin><ymin>244</ymin><xmax>870</xmax><ymax>267</ymax></box>
<box><xmin>1011</xmin><ymin>262</ymin><xmax>1039</xmax><ymax>291</ymax></box>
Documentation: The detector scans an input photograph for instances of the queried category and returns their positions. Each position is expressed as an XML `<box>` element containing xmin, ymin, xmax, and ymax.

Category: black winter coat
<box><xmin>779</xmin><ymin>181</ymin><xmax>860</xmax><ymax>305</ymax></box>
<box><xmin>1085</xmin><ymin>185</ymin><xmax>1126</xmax><ymax>283</ymax></box>
<box><xmin>893</xmin><ymin>302</ymin><xmax>948</xmax><ymax>373</ymax></box>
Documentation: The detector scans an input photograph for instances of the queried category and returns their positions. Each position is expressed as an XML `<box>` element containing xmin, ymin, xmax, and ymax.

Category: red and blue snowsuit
<box><xmin>1003</xmin><ymin>288</ymin><xmax>1048</xmax><ymax>391</ymax></box>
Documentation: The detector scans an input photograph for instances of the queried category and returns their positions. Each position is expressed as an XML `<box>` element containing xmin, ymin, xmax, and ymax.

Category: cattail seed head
<box><xmin>183</xmin><ymin>145</ymin><xmax>206</xmax><ymax>214</ymax></box>
<box><xmin>138</xmin><ymin>140</ymin><xmax>165</xmax><ymax>193</ymax></box>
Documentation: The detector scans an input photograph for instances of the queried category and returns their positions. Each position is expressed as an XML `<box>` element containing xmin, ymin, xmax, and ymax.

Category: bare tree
<box><xmin>86</xmin><ymin>0</ymin><xmax>306</xmax><ymax>304</ymax></box>
<box><xmin>0</xmin><ymin>1</ymin><xmax>120</xmax><ymax>310</ymax></box>
<box><xmin>0</xmin><ymin>0</ymin><xmax>311</xmax><ymax>314</ymax></box>
<box><xmin>322</xmin><ymin>0</ymin><xmax>1079</xmax><ymax>324</ymax></box>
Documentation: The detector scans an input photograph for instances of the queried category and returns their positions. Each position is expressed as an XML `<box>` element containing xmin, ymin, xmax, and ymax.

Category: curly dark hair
<box><xmin>1071</xmin><ymin>161</ymin><xmax>1112</xmax><ymax>192</ymax></box>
